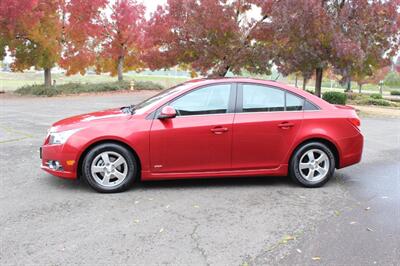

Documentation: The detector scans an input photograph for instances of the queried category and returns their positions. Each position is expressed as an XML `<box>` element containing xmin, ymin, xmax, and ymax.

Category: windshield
<box><xmin>132</xmin><ymin>83</ymin><xmax>192</xmax><ymax>113</ymax></box>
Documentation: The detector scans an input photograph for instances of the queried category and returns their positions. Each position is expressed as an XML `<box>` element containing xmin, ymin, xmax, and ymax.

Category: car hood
<box><xmin>52</xmin><ymin>108</ymin><xmax>130</xmax><ymax>131</ymax></box>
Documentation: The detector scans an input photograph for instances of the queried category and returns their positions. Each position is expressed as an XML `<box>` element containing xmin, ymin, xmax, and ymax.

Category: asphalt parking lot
<box><xmin>1</xmin><ymin>92</ymin><xmax>399</xmax><ymax>265</ymax></box>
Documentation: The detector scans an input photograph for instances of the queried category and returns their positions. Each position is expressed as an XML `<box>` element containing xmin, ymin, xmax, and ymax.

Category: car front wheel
<box><xmin>290</xmin><ymin>142</ymin><xmax>335</xmax><ymax>187</ymax></box>
<box><xmin>82</xmin><ymin>143</ymin><xmax>137</xmax><ymax>193</ymax></box>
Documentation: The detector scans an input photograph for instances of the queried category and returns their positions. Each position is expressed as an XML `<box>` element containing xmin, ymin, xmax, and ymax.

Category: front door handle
<box><xmin>211</xmin><ymin>126</ymin><xmax>229</xmax><ymax>134</ymax></box>
<box><xmin>278</xmin><ymin>122</ymin><xmax>294</xmax><ymax>129</ymax></box>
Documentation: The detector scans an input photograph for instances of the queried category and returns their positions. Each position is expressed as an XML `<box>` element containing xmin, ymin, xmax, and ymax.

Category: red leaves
<box><xmin>143</xmin><ymin>0</ymin><xmax>273</xmax><ymax>77</ymax></box>
<box><xmin>95</xmin><ymin>0</ymin><xmax>146</xmax><ymax>78</ymax></box>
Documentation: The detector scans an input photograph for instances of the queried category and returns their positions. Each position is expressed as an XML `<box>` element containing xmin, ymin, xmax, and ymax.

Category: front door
<box><xmin>150</xmin><ymin>83</ymin><xmax>235</xmax><ymax>173</ymax></box>
<box><xmin>232</xmin><ymin>83</ymin><xmax>304</xmax><ymax>170</ymax></box>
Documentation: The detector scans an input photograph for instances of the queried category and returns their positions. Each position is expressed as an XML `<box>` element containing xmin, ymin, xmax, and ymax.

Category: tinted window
<box><xmin>286</xmin><ymin>93</ymin><xmax>304</xmax><ymax>111</ymax></box>
<box><xmin>242</xmin><ymin>84</ymin><xmax>285</xmax><ymax>112</ymax></box>
<box><xmin>304</xmin><ymin>100</ymin><xmax>319</xmax><ymax>110</ymax></box>
<box><xmin>170</xmin><ymin>84</ymin><xmax>231</xmax><ymax>116</ymax></box>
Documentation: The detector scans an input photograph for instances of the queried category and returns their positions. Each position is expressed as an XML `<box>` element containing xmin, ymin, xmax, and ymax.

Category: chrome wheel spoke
<box><xmin>316</xmin><ymin>153</ymin><xmax>328</xmax><ymax>164</ymax></box>
<box><xmin>113</xmin><ymin>170</ymin><xmax>125</xmax><ymax>180</ymax></box>
<box><xmin>113</xmin><ymin>156</ymin><xmax>125</xmax><ymax>167</ymax></box>
<box><xmin>300</xmin><ymin>162</ymin><xmax>310</xmax><ymax>170</ymax></box>
<box><xmin>101</xmin><ymin>153</ymin><xmax>111</xmax><ymax>165</ymax></box>
<box><xmin>307</xmin><ymin>151</ymin><xmax>315</xmax><ymax>161</ymax></box>
<box><xmin>92</xmin><ymin>166</ymin><xmax>104</xmax><ymax>173</ymax></box>
<box><xmin>102</xmin><ymin>173</ymin><xmax>111</xmax><ymax>185</ymax></box>
<box><xmin>306</xmin><ymin>169</ymin><xmax>315</xmax><ymax>180</ymax></box>
<box><xmin>316</xmin><ymin>167</ymin><xmax>327</xmax><ymax>176</ymax></box>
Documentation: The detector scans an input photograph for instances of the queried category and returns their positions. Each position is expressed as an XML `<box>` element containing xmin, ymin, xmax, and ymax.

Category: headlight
<box><xmin>48</xmin><ymin>128</ymin><xmax>82</xmax><ymax>145</ymax></box>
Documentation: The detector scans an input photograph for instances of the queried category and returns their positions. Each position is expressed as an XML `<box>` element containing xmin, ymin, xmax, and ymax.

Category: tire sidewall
<box><xmin>290</xmin><ymin>142</ymin><xmax>335</xmax><ymax>187</ymax></box>
<box><xmin>82</xmin><ymin>143</ymin><xmax>137</xmax><ymax>193</ymax></box>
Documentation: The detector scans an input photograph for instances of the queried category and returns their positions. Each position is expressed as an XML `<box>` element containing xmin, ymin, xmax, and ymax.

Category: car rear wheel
<box><xmin>289</xmin><ymin>142</ymin><xmax>335</xmax><ymax>187</ymax></box>
<box><xmin>82</xmin><ymin>143</ymin><xmax>137</xmax><ymax>193</ymax></box>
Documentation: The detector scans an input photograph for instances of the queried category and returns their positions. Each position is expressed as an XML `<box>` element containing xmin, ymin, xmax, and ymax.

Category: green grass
<box><xmin>0</xmin><ymin>71</ymin><xmax>188</xmax><ymax>92</ymax></box>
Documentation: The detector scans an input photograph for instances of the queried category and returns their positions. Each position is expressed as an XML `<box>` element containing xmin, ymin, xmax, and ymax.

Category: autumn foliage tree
<box><xmin>0</xmin><ymin>0</ymin><xmax>107</xmax><ymax>86</ymax></box>
<box><xmin>0</xmin><ymin>0</ymin><xmax>62</xmax><ymax>86</ymax></box>
<box><xmin>60</xmin><ymin>0</ymin><xmax>107</xmax><ymax>76</ymax></box>
<box><xmin>257</xmin><ymin>0</ymin><xmax>400</xmax><ymax>97</ymax></box>
<box><xmin>95</xmin><ymin>0</ymin><xmax>145</xmax><ymax>81</ymax></box>
<box><xmin>144</xmin><ymin>0</ymin><xmax>275</xmax><ymax>77</ymax></box>
<box><xmin>353</xmin><ymin>65</ymin><xmax>391</xmax><ymax>93</ymax></box>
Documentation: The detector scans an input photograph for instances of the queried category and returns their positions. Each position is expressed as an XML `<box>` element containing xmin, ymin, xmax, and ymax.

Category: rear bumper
<box><xmin>40</xmin><ymin>144</ymin><xmax>78</xmax><ymax>179</ymax></box>
<box><xmin>337</xmin><ymin>132</ymin><xmax>364</xmax><ymax>168</ymax></box>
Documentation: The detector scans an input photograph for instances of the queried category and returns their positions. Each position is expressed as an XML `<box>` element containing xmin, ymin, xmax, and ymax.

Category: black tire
<box><xmin>82</xmin><ymin>143</ymin><xmax>137</xmax><ymax>193</ymax></box>
<box><xmin>289</xmin><ymin>142</ymin><xmax>335</xmax><ymax>188</ymax></box>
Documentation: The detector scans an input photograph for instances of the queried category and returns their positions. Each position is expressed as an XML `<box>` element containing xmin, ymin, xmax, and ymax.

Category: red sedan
<box><xmin>40</xmin><ymin>78</ymin><xmax>363</xmax><ymax>193</ymax></box>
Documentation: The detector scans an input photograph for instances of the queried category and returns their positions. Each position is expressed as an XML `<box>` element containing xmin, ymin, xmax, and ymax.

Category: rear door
<box><xmin>232</xmin><ymin>83</ymin><xmax>304</xmax><ymax>170</ymax></box>
<box><xmin>150</xmin><ymin>83</ymin><xmax>236</xmax><ymax>173</ymax></box>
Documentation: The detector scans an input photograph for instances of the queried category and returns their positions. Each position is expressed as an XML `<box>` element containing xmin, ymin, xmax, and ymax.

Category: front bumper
<box><xmin>40</xmin><ymin>144</ymin><xmax>78</xmax><ymax>179</ymax></box>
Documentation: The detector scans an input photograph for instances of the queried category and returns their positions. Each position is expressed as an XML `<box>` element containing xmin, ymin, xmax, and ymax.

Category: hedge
<box><xmin>322</xmin><ymin>91</ymin><xmax>347</xmax><ymax>105</ymax></box>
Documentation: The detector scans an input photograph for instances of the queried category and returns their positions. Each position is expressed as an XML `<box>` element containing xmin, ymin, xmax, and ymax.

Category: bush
<box><xmin>346</xmin><ymin>92</ymin><xmax>361</xmax><ymax>100</ymax></box>
<box><xmin>390</xmin><ymin>90</ymin><xmax>400</xmax><ymax>96</ymax></box>
<box><xmin>366</xmin><ymin>98</ymin><xmax>391</xmax><ymax>106</ymax></box>
<box><xmin>15</xmin><ymin>80</ymin><xmax>164</xmax><ymax>97</ymax></box>
<box><xmin>16</xmin><ymin>84</ymin><xmax>61</xmax><ymax>96</ymax></box>
<box><xmin>369</xmin><ymin>93</ymin><xmax>382</xmax><ymax>99</ymax></box>
<box><xmin>322</xmin><ymin>91</ymin><xmax>347</xmax><ymax>105</ymax></box>
<box><xmin>133</xmin><ymin>80</ymin><xmax>164</xmax><ymax>90</ymax></box>
<box><xmin>305</xmin><ymin>89</ymin><xmax>315</xmax><ymax>95</ymax></box>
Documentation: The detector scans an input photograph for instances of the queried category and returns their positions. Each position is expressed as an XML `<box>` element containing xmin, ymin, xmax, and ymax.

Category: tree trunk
<box><xmin>302</xmin><ymin>77</ymin><xmax>308</xmax><ymax>90</ymax></box>
<box><xmin>295</xmin><ymin>75</ymin><xmax>298</xmax><ymax>87</ymax></box>
<box><xmin>358</xmin><ymin>84</ymin><xmax>362</xmax><ymax>93</ymax></box>
<box><xmin>345</xmin><ymin>77</ymin><xmax>351</xmax><ymax>92</ymax></box>
<box><xmin>209</xmin><ymin>63</ymin><xmax>230</xmax><ymax>77</ymax></box>
<box><xmin>44</xmin><ymin>68</ymin><xmax>52</xmax><ymax>87</ymax></box>
<box><xmin>315</xmin><ymin>67</ymin><xmax>323</xmax><ymax>97</ymax></box>
<box><xmin>117</xmin><ymin>56</ymin><xmax>124</xmax><ymax>82</ymax></box>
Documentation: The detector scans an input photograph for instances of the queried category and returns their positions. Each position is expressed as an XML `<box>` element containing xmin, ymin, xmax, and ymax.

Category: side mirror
<box><xmin>158</xmin><ymin>106</ymin><xmax>177</xmax><ymax>119</ymax></box>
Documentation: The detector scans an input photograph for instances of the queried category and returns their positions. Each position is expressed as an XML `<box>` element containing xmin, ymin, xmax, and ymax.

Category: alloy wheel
<box><xmin>299</xmin><ymin>149</ymin><xmax>330</xmax><ymax>182</ymax></box>
<box><xmin>91</xmin><ymin>151</ymin><xmax>129</xmax><ymax>187</ymax></box>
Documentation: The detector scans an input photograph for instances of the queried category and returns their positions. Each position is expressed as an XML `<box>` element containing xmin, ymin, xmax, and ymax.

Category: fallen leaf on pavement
<box><xmin>283</xmin><ymin>235</ymin><xmax>296</xmax><ymax>241</ymax></box>
<box><xmin>312</xmin><ymin>256</ymin><xmax>321</xmax><ymax>261</ymax></box>
<box><xmin>193</xmin><ymin>205</ymin><xmax>200</xmax><ymax>208</ymax></box>
<box><xmin>296</xmin><ymin>249</ymin><xmax>302</xmax><ymax>253</ymax></box>
<box><xmin>350</xmin><ymin>221</ymin><xmax>357</xmax><ymax>225</ymax></box>
<box><xmin>133</xmin><ymin>219</ymin><xmax>139</xmax><ymax>223</ymax></box>
<box><xmin>334</xmin><ymin>210</ymin><xmax>341</xmax><ymax>216</ymax></box>
<box><xmin>159</xmin><ymin>228</ymin><xmax>164</xmax><ymax>233</ymax></box>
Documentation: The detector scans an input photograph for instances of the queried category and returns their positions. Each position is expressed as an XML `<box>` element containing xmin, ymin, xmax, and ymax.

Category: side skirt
<box><xmin>140</xmin><ymin>165</ymin><xmax>288</xmax><ymax>181</ymax></box>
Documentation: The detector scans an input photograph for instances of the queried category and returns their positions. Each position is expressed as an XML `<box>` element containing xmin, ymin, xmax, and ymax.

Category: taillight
<box><xmin>348</xmin><ymin>118</ymin><xmax>361</xmax><ymax>128</ymax></box>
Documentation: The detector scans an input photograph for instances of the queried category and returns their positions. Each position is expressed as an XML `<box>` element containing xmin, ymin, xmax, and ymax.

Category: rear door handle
<box><xmin>278</xmin><ymin>122</ymin><xmax>294</xmax><ymax>129</ymax></box>
<box><xmin>211</xmin><ymin>127</ymin><xmax>229</xmax><ymax>134</ymax></box>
